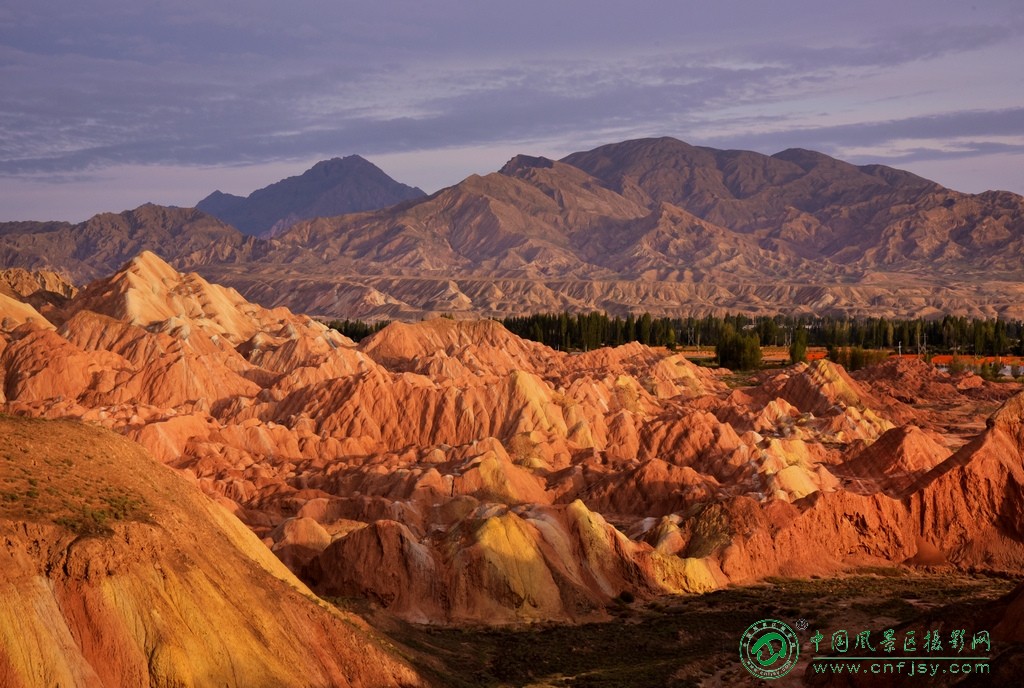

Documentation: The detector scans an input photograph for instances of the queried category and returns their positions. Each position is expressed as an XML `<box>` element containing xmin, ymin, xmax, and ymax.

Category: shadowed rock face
<box><xmin>0</xmin><ymin>415</ymin><xmax>422</xmax><ymax>688</ymax></box>
<box><xmin>3</xmin><ymin>138</ymin><xmax>1023</xmax><ymax>320</ymax></box>
<box><xmin>197</xmin><ymin>155</ymin><xmax>426</xmax><ymax>237</ymax></box>
<box><xmin>2</xmin><ymin>253</ymin><xmax>1024</xmax><ymax>627</ymax></box>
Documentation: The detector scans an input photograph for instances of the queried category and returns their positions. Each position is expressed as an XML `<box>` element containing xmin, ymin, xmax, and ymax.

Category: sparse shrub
<box><xmin>51</xmin><ymin>490</ymin><xmax>147</xmax><ymax>537</ymax></box>
<box><xmin>506</xmin><ymin>433</ymin><xmax>537</xmax><ymax>463</ymax></box>
<box><xmin>103</xmin><ymin>493</ymin><xmax>142</xmax><ymax>520</ymax></box>
<box><xmin>56</xmin><ymin>506</ymin><xmax>112</xmax><ymax>536</ymax></box>
<box><xmin>683</xmin><ymin>503</ymin><xmax>732</xmax><ymax>558</ymax></box>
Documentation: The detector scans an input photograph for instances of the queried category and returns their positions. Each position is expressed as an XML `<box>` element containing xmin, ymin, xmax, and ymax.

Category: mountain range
<box><xmin>2</xmin><ymin>137</ymin><xmax>1022</xmax><ymax>320</ymax></box>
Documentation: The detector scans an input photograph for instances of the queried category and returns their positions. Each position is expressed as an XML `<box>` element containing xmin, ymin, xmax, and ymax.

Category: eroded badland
<box><xmin>1</xmin><ymin>248</ymin><xmax>1023</xmax><ymax>685</ymax></box>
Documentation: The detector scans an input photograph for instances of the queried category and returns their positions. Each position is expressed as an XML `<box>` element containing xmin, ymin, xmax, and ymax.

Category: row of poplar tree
<box><xmin>498</xmin><ymin>312</ymin><xmax>1024</xmax><ymax>357</ymax></box>
<box><xmin>327</xmin><ymin>312</ymin><xmax>1024</xmax><ymax>369</ymax></box>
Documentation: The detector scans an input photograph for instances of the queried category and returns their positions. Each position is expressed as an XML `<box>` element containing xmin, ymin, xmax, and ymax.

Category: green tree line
<box><xmin>326</xmin><ymin>312</ymin><xmax>1024</xmax><ymax>359</ymax></box>
<box><xmin>326</xmin><ymin>319</ymin><xmax>390</xmax><ymax>341</ymax></box>
<box><xmin>501</xmin><ymin>312</ymin><xmax>1024</xmax><ymax>357</ymax></box>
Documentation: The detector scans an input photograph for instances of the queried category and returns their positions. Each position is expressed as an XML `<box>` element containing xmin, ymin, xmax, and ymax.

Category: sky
<box><xmin>1</xmin><ymin>0</ymin><xmax>1023</xmax><ymax>222</ymax></box>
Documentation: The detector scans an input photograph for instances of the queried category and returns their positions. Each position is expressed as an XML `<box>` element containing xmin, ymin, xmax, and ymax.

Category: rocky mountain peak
<box><xmin>499</xmin><ymin>154</ymin><xmax>556</xmax><ymax>176</ymax></box>
<box><xmin>196</xmin><ymin>156</ymin><xmax>426</xmax><ymax>236</ymax></box>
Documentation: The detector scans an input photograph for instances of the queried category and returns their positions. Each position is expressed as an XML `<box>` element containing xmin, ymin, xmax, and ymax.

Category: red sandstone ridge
<box><xmin>2</xmin><ymin>252</ymin><xmax>1024</xmax><ymax>627</ymax></box>
<box><xmin>0</xmin><ymin>267</ymin><xmax>76</xmax><ymax>300</ymax></box>
<box><xmin>0</xmin><ymin>415</ymin><xmax>421</xmax><ymax>688</ymax></box>
<box><xmin>60</xmin><ymin>250</ymin><xmax>344</xmax><ymax>347</ymax></box>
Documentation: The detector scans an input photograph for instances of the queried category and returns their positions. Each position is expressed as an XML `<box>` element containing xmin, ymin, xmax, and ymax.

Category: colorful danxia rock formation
<box><xmin>3</xmin><ymin>252</ymin><xmax>1022</xmax><ymax>639</ymax></box>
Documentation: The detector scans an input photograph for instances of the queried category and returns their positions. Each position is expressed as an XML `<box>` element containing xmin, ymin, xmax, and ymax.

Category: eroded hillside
<box><xmin>2</xmin><ymin>252</ymin><xmax>1023</xmax><ymax>629</ymax></box>
<box><xmin>0</xmin><ymin>415</ymin><xmax>422</xmax><ymax>688</ymax></box>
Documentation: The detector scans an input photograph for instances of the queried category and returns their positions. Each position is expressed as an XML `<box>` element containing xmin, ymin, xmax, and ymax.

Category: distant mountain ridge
<box><xmin>197</xmin><ymin>155</ymin><xmax>425</xmax><ymax>236</ymax></box>
<box><xmin>213</xmin><ymin>138</ymin><xmax>1022</xmax><ymax>320</ymax></box>
<box><xmin>0</xmin><ymin>204</ymin><xmax>263</xmax><ymax>283</ymax></box>
<box><xmin>1</xmin><ymin>137</ymin><xmax>1022</xmax><ymax>320</ymax></box>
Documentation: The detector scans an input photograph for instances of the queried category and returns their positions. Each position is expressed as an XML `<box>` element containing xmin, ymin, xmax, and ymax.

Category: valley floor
<box><xmin>373</xmin><ymin>571</ymin><xmax>1020</xmax><ymax>687</ymax></box>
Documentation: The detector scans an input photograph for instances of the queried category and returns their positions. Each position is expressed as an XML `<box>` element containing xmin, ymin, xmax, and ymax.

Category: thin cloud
<box><xmin>705</xmin><ymin>108</ymin><xmax>1024</xmax><ymax>158</ymax></box>
<box><xmin>2</xmin><ymin>1</ymin><xmax>1023</xmax><ymax>218</ymax></box>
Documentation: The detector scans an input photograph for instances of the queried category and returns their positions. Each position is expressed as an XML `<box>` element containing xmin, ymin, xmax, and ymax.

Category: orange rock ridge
<box><xmin>0</xmin><ymin>415</ymin><xmax>421</xmax><ymax>687</ymax></box>
<box><xmin>2</xmin><ymin>250</ymin><xmax>1023</xmax><ymax>628</ymax></box>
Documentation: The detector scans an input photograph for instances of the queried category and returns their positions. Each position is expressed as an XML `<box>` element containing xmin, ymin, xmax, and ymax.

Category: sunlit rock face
<box><xmin>3</xmin><ymin>252</ymin><xmax>1023</xmax><ymax>625</ymax></box>
<box><xmin>0</xmin><ymin>415</ymin><xmax>422</xmax><ymax>688</ymax></box>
